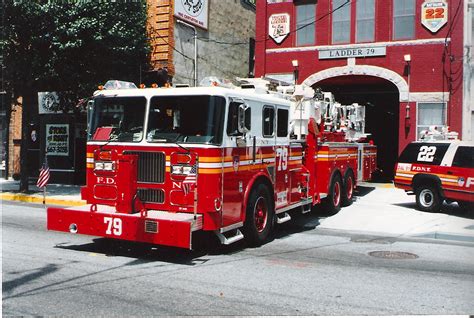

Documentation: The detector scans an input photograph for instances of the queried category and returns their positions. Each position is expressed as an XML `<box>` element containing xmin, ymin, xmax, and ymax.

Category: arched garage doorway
<box><xmin>304</xmin><ymin>66</ymin><xmax>409</xmax><ymax>181</ymax></box>
<box><xmin>315</xmin><ymin>76</ymin><xmax>399</xmax><ymax>180</ymax></box>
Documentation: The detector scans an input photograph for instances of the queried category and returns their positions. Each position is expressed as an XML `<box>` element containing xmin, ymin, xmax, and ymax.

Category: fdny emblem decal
<box><xmin>397</xmin><ymin>163</ymin><xmax>412</xmax><ymax>172</ymax></box>
<box><xmin>233</xmin><ymin>156</ymin><xmax>240</xmax><ymax>172</ymax></box>
<box><xmin>276</xmin><ymin>190</ymin><xmax>288</xmax><ymax>207</ymax></box>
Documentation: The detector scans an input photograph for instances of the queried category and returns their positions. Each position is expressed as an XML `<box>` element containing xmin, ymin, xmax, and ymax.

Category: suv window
<box><xmin>398</xmin><ymin>143</ymin><xmax>449</xmax><ymax>165</ymax></box>
<box><xmin>452</xmin><ymin>146</ymin><xmax>474</xmax><ymax>168</ymax></box>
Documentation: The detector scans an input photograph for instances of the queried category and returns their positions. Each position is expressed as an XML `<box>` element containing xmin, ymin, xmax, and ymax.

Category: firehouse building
<box><xmin>255</xmin><ymin>0</ymin><xmax>473</xmax><ymax>179</ymax></box>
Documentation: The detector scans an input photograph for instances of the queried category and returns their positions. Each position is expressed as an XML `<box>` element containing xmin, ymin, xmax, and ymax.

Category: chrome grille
<box><xmin>125</xmin><ymin>151</ymin><xmax>165</xmax><ymax>183</ymax></box>
<box><xmin>145</xmin><ymin>220</ymin><xmax>159</xmax><ymax>233</ymax></box>
<box><xmin>137</xmin><ymin>188</ymin><xmax>165</xmax><ymax>203</ymax></box>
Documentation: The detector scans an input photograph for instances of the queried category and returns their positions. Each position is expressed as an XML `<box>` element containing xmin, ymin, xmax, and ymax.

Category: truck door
<box><xmin>222</xmin><ymin>98</ymin><xmax>252</xmax><ymax>227</ymax></box>
<box><xmin>450</xmin><ymin>146</ymin><xmax>474</xmax><ymax>201</ymax></box>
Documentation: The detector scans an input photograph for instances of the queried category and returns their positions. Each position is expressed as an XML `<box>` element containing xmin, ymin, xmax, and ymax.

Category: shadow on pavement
<box><xmin>51</xmin><ymin>186</ymin><xmax>379</xmax><ymax>261</ymax></box>
<box><xmin>354</xmin><ymin>185</ymin><xmax>376</xmax><ymax>197</ymax></box>
<box><xmin>54</xmin><ymin>210</ymin><xmax>327</xmax><ymax>261</ymax></box>
<box><xmin>392</xmin><ymin>202</ymin><xmax>474</xmax><ymax>220</ymax></box>
<box><xmin>55</xmin><ymin>239</ymin><xmax>211</xmax><ymax>265</ymax></box>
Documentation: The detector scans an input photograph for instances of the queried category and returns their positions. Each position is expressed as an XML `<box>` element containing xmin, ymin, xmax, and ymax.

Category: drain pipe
<box><xmin>177</xmin><ymin>19</ymin><xmax>198</xmax><ymax>87</ymax></box>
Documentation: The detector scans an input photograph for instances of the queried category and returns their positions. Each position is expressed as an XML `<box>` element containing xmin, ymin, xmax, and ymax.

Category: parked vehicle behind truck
<box><xmin>394</xmin><ymin>127</ymin><xmax>474</xmax><ymax>212</ymax></box>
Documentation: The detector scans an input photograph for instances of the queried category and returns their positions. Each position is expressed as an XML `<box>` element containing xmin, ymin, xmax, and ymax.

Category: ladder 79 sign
<box><xmin>421</xmin><ymin>0</ymin><xmax>448</xmax><ymax>33</ymax></box>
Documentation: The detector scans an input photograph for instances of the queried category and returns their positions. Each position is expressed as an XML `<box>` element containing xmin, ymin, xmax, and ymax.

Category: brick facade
<box><xmin>147</xmin><ymin>0</ymin><xmax>256</xmax><ymax>85</ymax></box>
<box><xmin>255</xmin><ymin>0</ymin><xmax>472</xmax><ymax>178</ymax></box>
<box><xmin>8</xmin><ymin>98</ymin><xmax>22</xmax><ymax>178</ymax></box>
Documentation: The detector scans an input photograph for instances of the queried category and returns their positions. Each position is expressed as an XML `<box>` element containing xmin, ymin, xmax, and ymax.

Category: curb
<box><xmin>1</xmin><ymin>193</ymin><xmax>86</xmax><ymax>206</ymax></box>
<box><xmin>318</xmin><ymin>227</ymin><xmax>474</xmax><ymax>245</ymax></box>
<box><xmin>358</xmin><ymin>182</ymin><xmax>394</xmax><ymax>189</ymax></box>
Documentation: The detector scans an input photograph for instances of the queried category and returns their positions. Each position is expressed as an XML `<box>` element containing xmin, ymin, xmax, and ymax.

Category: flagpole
<box><xmin>43</xmin><ymin>149</ymin><xmax>47</xmax><ymax>207</ymax></box>
<box><xmin>37</xmin><ymin>148</ymin><xmax>49</xmax><ymax>207</ymax></box>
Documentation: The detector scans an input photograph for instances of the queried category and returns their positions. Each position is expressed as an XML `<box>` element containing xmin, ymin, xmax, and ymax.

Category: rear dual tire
<box><xmin>341</xmin><ymin>172</ymin><xmax>355</xmax><ymax>207</ymax></box>
<box><xmin>324</xmin><ymin>174</ymin><xmax>342</xmax><ymax>215</ymax></box>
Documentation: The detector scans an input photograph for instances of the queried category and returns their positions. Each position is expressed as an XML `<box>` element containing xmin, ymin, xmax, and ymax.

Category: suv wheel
<box><xmin>415</xmin><ymin>184</ymin><xmax>441</xmax><ymax>212</ymax></box>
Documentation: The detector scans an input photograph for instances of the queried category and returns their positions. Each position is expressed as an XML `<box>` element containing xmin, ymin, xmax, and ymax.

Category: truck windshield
<box><xmin>88</xmin><ymin>97</ymin><xmax>146</xmax><ymax>142</ymax></box>
<box><xmin>146</xmin><ymin>95</ymin><xmax>225</xmax><ymax>145</ymax></box>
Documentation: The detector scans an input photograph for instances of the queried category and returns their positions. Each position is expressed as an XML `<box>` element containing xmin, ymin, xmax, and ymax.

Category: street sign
<box><xmin>319</xmin><ymin>46</ymin><xmax>386</xmax><ymax>60</ymax></box>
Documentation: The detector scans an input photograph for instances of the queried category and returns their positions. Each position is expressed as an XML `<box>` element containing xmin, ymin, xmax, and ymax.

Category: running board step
<box><xmin>302</xmin><ymin>203</ymin><xmax>311</xmax><ymax>214</ymax></box>
<box><xmin>215</xmin><ymin>229</ymin><xmax>244</xmax><ymax>245</ymax></box>
<box><xmin>276</xmin><ymin>212</ymin><xmax>291</xmax><ymax>224</ymax></box>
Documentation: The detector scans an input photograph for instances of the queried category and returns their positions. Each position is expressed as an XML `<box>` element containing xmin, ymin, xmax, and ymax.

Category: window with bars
<box><xmin>417</xmin><ymin>102</ymin><xmax>447</xmax><ymax>138</ymax></box>
<box><xmin>393</xmin><ymin>0</ymin><xmax>415</xmax><ymax>40</ymax></box>
<box><xmin>356</xmin><ymin>0</ymin><xmax>375</xmax><ymax>43</ymax></box>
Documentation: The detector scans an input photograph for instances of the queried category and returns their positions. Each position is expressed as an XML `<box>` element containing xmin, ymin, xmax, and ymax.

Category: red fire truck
<box><xmin>47</xmin><ymin>79</ymin><xmax>377</xmax><ymax>249</ymax></box>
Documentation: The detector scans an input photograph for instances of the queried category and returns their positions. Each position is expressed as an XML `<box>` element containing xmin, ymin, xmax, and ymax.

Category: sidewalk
<box><xmin>1</xmin><ymin>179</ymin><xmax>473</xmax><ymax>244</ymax></box>
<box><xmin>0</xmin><ymin>179</ymin><xmax>85</xmax><ymax>206</ymax></box>
<box><xmin>318</xmin><ymin>182</ymin><xmax>474</xmax><ymax>243</ymax></box>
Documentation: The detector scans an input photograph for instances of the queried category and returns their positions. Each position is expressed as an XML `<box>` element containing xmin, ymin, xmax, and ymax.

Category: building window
<box><xmin>393</xmin><ymin>0</ymin><xmax>415</xmax><ymax>40</ymax></box>
<box><xmin>296</xmin><ymin>3</ymin><xmax>316</xmax><ymax>46</ymax></box>
<box><xmin>417</xmin><ymin>102</ymin><xmax>446</xmax><ymax>138</ymax></box>
<box><xmin>356</xmin><ymin>0</ymin><xmax>375</xmax><ymax>43</ymax></box>
<box><xmin>332</xmin><ymin>0</ymin><xmax>351</xmax><ymax>44</ymax></box>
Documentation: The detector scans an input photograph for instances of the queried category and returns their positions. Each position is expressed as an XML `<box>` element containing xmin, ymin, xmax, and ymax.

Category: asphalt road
<box><xmin>2</xmin><ymin>201</ymin><xmax>474</xmax><ymax>316</ymax></box>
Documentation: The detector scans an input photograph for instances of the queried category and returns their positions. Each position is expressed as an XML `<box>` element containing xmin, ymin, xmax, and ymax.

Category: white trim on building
<box><xmin>463</xmin><ymin>0</ymin><xmax>474</xmax><ymax>141</ymax></box>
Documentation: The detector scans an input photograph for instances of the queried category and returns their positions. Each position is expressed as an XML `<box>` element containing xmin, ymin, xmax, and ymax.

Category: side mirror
<box><xmin>238</xmin><ymin>103</ymin><xmax>251</xmax><ymax>134</ymax></box>
<box><xmin>86</xmin><ymin>100</ymin><xmax>94</xmax><ymax>139</ymax></box>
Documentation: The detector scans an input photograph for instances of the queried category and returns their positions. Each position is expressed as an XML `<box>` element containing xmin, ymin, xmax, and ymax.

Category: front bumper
<box><xmin>47</xmin><ymin>205</ymin><xmax>203</xmax><ymax>249</ymax></box>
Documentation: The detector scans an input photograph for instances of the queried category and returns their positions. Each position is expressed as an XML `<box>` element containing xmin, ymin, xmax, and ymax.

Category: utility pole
<box><xmin>177</xmin><ymin>20</ymin><xmax>198</xmax><ymax>87</ymax></box>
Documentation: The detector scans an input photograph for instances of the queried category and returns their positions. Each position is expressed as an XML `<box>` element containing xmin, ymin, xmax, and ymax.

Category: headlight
<box><xmin>95</xmin><ymin>161</ymin><xmax>115</xmax><ymax>171</ymax></box>
<box><xmin>172</xmin><ymin>165</ymin><xmax>193</xmax><ymax>175</ymax></box>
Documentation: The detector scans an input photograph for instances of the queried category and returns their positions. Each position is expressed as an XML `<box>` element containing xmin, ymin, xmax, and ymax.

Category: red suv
<box><xmin>394</xmin><ymin>140</ymin><xmax>474</xmax><ymax>212</ymax></box>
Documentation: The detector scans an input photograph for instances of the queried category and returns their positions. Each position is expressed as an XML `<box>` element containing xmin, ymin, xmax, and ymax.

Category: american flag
<box><xmin>37</xmin><ymin>161</ymin><xmax>50</xmax><ymax>188</ymax></box>
<box><xmin>182</xmin><ymin>164</ymin><xmax>197</xmax><ymax>195</ymax></box>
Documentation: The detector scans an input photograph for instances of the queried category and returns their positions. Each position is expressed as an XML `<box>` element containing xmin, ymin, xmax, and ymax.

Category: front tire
<box><xmin>243</xmin><ymin>184</ymin><xmax>274</xmax><ymax>246</ymax></box>
<box><xmin>415</xmin><ymin>184</ymin><xmax>441</xmax><ymax>212</ymax></box>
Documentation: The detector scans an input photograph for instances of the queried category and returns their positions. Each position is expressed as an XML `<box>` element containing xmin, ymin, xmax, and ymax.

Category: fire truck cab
<box><xmin>47</xmin><ymin>80</ymin><xmax>377</xmax><ymax>249</ymax></box>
